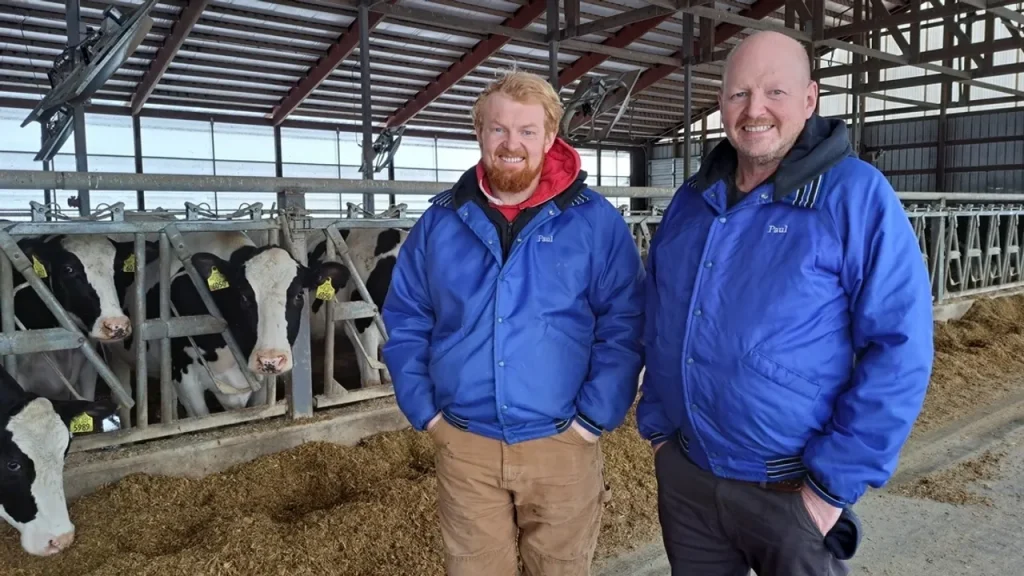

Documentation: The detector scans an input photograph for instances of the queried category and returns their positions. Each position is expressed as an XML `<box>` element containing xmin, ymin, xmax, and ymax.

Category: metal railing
<box><xmin>1</xmin><ymin>168</ymin><xmax>1023</xmax><ymax>454</ymax></box>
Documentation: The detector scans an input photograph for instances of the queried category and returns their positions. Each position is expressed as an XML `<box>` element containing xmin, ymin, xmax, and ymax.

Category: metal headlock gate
<box><xmin>0</xmin><ymin>168</ymin><xmax>1022</xmax><ymax>454</ymax></box>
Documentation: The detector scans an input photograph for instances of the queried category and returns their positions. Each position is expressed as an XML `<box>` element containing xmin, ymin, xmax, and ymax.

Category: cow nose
<box><xmin>101</xmin><ymin>318</ymin><xmax>131</xmax><ymax>340</ymax></box>
<box><xmin>47</xmin><ymin>530</ymin><xmax>74</xmax><ymax>554</ymax></box>
<box><xmin>256</xmin><ymin>354</ymin><xmax>287</xmax><ymax>373</ymax></box>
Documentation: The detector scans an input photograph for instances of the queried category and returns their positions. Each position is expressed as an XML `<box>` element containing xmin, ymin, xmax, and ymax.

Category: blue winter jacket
<box><xmin>382</xmin><ymin>166</ymin><xmax>645</xmax><ymax>444</ymax></box>
<box><xmin>637</xmin><ymin>115</ymin><xmax>934</xmax><ymax>508</ymax></box>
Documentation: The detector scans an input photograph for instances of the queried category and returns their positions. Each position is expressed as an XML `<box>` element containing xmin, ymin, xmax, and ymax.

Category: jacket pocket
<box><xmin>743</xmin><ymin>351</ymin><xmax>821</xmax><ymax>401</ymax></box>
<box><xmin>542</xmin><ymin>321</ymin><xmax>590</xmax><ymax>360</ymax></box>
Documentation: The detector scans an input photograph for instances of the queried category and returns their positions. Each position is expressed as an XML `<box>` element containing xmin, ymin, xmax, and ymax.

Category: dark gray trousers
<box><xmin>654</xmin><ymin>439</ymin><xmax>850</xmax><ymax>576</ymax></box>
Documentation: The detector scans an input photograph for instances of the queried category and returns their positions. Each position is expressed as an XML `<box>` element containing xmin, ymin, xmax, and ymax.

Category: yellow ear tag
<box><xmin>122</xmin><ymin>253</ymin><xmax>137</xmax><ymax>273</ymax></box>
<box><xmin>207</xmin><ymin>266</ymin><xmax>230</xmax><ymax>291</ymax></box>
<box><xmin>70</xmin><ymin>413</ymin><xmax>93</xmax><ymax>434</ymax></box>
<box><xmin>31</xmin><ymin>255</ymin><xmax>47</xmax><ymax>279</ymax></box>
<box><xmin>315</xmin><ymin>278</ymin><xmax>335</xmax><ymax>301</ymax></box>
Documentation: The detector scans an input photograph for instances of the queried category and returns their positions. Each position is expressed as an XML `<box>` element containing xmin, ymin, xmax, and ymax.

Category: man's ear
<box><xmin>307</xmin><ymin>261</ymin><xmax>351</xmax><ymax>301</ymax></box>
<box><xmin>191</xmin><ymin>253</ymin><xmax>233</xmax><ymax>292</ymax></box>
<box><xmin>51</xmin><ymin>397</ymin><xmax>117</xmax><ymax>429</ymax></box>
<box><xmin>19</xmin><ymin>238</ymin><xmax>53</xmax><ymax>279</ymax></box>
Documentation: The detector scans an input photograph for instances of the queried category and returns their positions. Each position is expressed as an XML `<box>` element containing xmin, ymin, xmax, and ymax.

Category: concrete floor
<box><xmin>598</xmin><ymin>410</ymin><xmax>1024</xmax><ymax>576</ymax></box>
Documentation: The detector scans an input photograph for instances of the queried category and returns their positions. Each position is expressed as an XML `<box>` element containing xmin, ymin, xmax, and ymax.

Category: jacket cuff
<box><xmin>807</xmin><ymin>473</ymin><xmax>849</xmax><ymax>509</ymax></box>
<box><xmin>575</xmin><ymin>412</ymin><xmax>603</xmax><ymax>437</ymax></box>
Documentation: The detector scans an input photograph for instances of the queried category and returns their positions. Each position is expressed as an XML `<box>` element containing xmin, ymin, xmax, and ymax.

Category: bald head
<box><xmin>717</xmin><ymin>30</ymin><xmax>818</xmax><ymax>170</ymax></box>
<box><xmin>722</xmin><ymin>31</ymin><xmax>812</xmax><ymax>88</ymax></box>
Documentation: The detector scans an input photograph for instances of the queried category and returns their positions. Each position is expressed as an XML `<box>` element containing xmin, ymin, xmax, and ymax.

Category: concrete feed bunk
<box><xmin>2</xmin><ymin>293</ymin><xmax>1024</xmax><ymax>575</ymax></box>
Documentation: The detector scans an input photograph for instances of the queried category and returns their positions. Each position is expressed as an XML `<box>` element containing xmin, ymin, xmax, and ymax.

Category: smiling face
<box><xmin>476</xmin><ymin>92</ymin><xmax>556</xmax><ymax>194</ymax></box>
<box><xmin>718</xmin><ymin>31</ymin><xmax>818</xmax><ymax>166</ymax></box>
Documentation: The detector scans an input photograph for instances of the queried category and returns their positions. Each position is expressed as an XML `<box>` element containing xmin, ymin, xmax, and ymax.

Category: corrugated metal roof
<box><xmin>0</xmin><ymin>0</ymin><xmax>1006</xmax><ymax>146</ymax></box>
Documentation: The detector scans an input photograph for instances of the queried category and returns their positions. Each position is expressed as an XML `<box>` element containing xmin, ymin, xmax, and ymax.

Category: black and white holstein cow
<box><xmin>4</xmin><ymin>234</ymin><xmax>150</xmax><ymax>401</ymax></box>
<box><xmin>306</xmin><ymin>227</ymin><xmax>407</xmax><ymax>389</ymax></box>
<box><xmin>108</xmin><ymin>229</ymin><xmax>349</xmax><ymax>417</ymax></box>
<box><xmin>0</xmin><ymin>363</ymin><xmax>116</xmax><ymax>556</ymax></box>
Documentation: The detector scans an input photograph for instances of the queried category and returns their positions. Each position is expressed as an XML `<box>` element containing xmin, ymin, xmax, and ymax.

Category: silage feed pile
<box><xmin>918</xmin><ymin>293</ymin><xmax>1024</xmax><ymax>437</ymax></box>
<box><xmin>0</xmin><ymin>411</ymin><xmax>659</xmax><ymax>576</ymax></box>
<box><xmin>3</xmin><ymin>294</ymin><xmax>1024</xmax><ymax>574</ymax></box>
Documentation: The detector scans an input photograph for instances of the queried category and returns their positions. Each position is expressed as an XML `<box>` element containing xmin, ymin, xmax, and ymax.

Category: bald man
<box><xmin>637</xmin><ymin>31</ymin><xmax>934</xmax><ymax>575</ymax></box>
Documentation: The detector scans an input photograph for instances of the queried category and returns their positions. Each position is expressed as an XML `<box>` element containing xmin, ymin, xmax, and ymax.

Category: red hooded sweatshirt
<box><xmin>474</xmin><ymin>137</ymin><xmax>582</xmax><ymax>222</ymax></box>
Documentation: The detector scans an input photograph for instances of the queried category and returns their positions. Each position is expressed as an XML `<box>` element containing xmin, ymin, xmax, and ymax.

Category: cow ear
<box><xmin>192</xmin><ymin>252</ymin><xmax>233</xmax><ymax>292</ymax></box>
<box><xmin>110</xmin><ymin>240</ymin><xmax>160</xmax><ymax>273</ymax></box>
<box><xmin>50</xmin><ymin>397</ymin><xmax>117</xmax><ymax>429</ymax></box>
<box><xmin>19</xmin><ymin>238</ymin><xmax>52</xmax><ymax>279</ymax></box>
<box><xmin>307</xmin><ymin>261</ymin><xmax>350</xmax><ymax>301</ymax></box>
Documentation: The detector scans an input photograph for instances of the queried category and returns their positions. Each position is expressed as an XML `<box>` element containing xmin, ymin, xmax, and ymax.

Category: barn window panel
<box><xmin>141</xmin><ymin>117</ymin><xmax>213</xmax><ymax>160</ymax></box>
<box><xmin>281</xmin><ymin>127</ymin><xmax>339</xmax><ymax>166</ymax></box>
<box><xmin>85</xmin><ymin>114</ymin><xmax>134</xmax><ymax>157</ymax></box>
<box><xmin>213</xmin><ymin>124</ymin><xmax>275</xmax><ymax>163</ymax></box>
<box><xmin>0</xmin><ymin>108</ymin><xmax>41</xmax><ymax>153</ymax></box>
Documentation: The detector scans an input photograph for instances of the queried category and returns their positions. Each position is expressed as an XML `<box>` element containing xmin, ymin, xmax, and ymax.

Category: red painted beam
<box><xmin>383</xmin><ymin>0</ymin><xmax>547</xmax><ymax>129</ymax></box>
<box><xmin>130</xmin><ymin>0</ymin><xmax>210</xmax><ymax>115</ymax></box>
<box><xmin>569</xmin><ymin>0</ymin><xmax>787</xmax><ymax>132</ymax></box>
<box><xmin>558</xmin><ymin>13</ymin><xmax>674</xmax><ymax>88</ymax></box>
<box><xmin>270</xmin><ymin>2</ymin><xmax>391</xmax><ymax>126</ymax></box>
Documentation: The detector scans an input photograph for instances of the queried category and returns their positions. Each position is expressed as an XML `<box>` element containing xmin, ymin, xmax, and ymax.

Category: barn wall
<box><xmin>648</xmin><ymin>109</ymin><xmax>1024</xmax><ymax>194</ymax></box>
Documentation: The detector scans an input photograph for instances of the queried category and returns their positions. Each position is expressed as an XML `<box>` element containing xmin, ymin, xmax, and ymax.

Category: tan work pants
<box><xmin>428</xmin><ymin>418</ymin><xmax>610</xmax><ymax>576</ymax></box>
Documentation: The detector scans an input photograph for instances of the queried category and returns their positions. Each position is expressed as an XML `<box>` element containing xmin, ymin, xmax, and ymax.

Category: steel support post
<box><xmin>682</xmin><ymin>12</ymin><xmax>694</xmax><ymax>182</ymax></box>
<box><xmin>358</xmin><ymin>0</ymin><xmax>375</xmax><ymax>213</ymax></box>
<box><xmin>133</xmin><ymin>232</ymin><xmax>148</xmax><ymax>428</ymax></box>
<box><xmin>134</xmin><ymin>115</ymin><xmax>144</xmax><ymax>210</ymax></box>
<box><xmin>0</xmin><ymin>249</ymin><xmax>16</xmax><ymax>379</ymax></box>
<box><xmin>547</xmin><ymin>0</ymin><xmax>559</xmax><ymax>90</ymax></box>
<box><xmin>851</xmin><ymin>0</ymin><xmax>863</xmax><ymax>155</ymax></box>
<box><xmin>158</xmin><ymin>232</ymin><xmax>176</xmax><ymax>423</ymax></box>
<box><xmin>275</xmin><ymin>194</ymin><xmax>313</xmax><ymax>418</ymax></box>
<box><xmin>66</xmin><ymin>0</ymin><xmax>90</xmax><ymax>216</ymax></box>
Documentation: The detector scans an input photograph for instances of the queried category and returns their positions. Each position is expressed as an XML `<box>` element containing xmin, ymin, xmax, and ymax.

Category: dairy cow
<box><xmin>4</xmin><ymin>235</ymin><xmax>153</xmax><ymax>401</ymax></box>
<box><xmin>109</xmin><ymin>231</ymin><xmax>349</xmax><ymax>417</ymax></box>
<box><xmin>307</xmin><ymin>227</ymin><xmax>407</xmax><ymax>388</ymax></box>
<box><xmin>0</xmin><ymin>363</ymin><xmax>116</xmax><ymax>556</ymax></box>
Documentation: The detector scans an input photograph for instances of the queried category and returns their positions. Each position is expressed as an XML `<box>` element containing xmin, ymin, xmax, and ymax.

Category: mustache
<box><xmin>494</xmin><ymin>145</ymin><xmax>528</xmax><ymax>157</ymax></box>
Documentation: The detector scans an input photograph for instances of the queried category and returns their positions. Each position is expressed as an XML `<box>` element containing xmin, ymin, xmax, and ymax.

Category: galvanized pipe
<box><xmin>0</xmin><ymin>248</ymin><xmax>16</xmax><ymax>377</ymax></box>
<box><xmin>324</xmin><ymin>233</ymin><xmax>338</xmax><ymax>397</ymax></box>
<box><xmin>159</xmin><ymin>232</ymin><xmax>175</xmax><ymax>424</ymax></box>
<box><xmin>0</xmin><ymin>169</ymin><xmax>677</xmax><ymax>199</ymax></box>
<box><xmin>133</xmin><ymin>232</ymin><xmax>148</xmax><ymax>428</ymax></box>
<box><xmin>0</xmin><ymin>328</ymin><xmax>86</xmax><ymax>356</ymax></box>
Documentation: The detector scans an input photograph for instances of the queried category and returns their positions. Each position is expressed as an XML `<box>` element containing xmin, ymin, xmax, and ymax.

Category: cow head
<box><xmin>191</xmin><ymin>246</ymin><xmax>349</xmax><ymax>375</ymax></box>
<box><xmin>19</xmin><ymin>236</ymin><xmax>158</xmax><ymax>342</ymax></box>
<box><xmin>0</xmin><ymin>365</ymin><xmax>116</xmax><ymax>556</ymax></box>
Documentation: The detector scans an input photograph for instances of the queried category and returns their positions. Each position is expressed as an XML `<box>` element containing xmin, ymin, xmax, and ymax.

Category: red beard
<box><xmin>483</xmin><ymin>145</ymin><xmax>545</xmax><ymax>194</ymax></box>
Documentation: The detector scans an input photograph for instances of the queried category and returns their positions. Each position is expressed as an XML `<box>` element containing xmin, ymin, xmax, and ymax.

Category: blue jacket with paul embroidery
<box><xmin>637</xmin><ymin>115</ymin><xmax>935</xmax><ymax>508</ymax></box>
<box><xmin>382</xmin><ymin>165</ymin><xmax>645</xmax><ymax>445</ymax></box>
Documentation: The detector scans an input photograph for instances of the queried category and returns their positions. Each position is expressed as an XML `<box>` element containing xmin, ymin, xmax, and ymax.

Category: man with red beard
<box><xmin>382</xmin><ymin>69</ymin><xmax>645</xmax><ymax>575</ymax></box>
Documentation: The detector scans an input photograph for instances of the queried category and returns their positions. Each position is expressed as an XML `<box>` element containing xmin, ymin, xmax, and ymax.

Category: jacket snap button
<box><xmin>719</xmin><ymin>217</ymin><xmax>727</xmax><ymax>223</ymax></box>
<box><xmin>686</xmin><ymin>358</ymin><xmax>694</xmax><ymax>364</ymax></box>
<box><xmin>548</xmin><ymin>210</ymin><xmax>555</xmax><ymax>215</ymax></box>
<box><xmin>498</xmin><ymin>361</ymin><xmax>505</xmax><ymax>367</ymax></box>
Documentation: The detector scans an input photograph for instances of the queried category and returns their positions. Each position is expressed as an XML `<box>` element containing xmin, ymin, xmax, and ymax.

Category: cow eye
<box><xmin>6</xmin><ymin>461</ymin><xmax>20</xmax><ymax>472</ymax></box>
<box><xmin>64</xmin><ymin>265</ymin><xmax>74</xmax><ymax>275</ymax></box>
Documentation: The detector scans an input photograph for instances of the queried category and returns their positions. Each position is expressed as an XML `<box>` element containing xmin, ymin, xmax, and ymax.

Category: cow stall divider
<box><xmin>0</xmin><ymin>169</ymin><xmax>1023</xmax><ymax>455</ymax></box>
